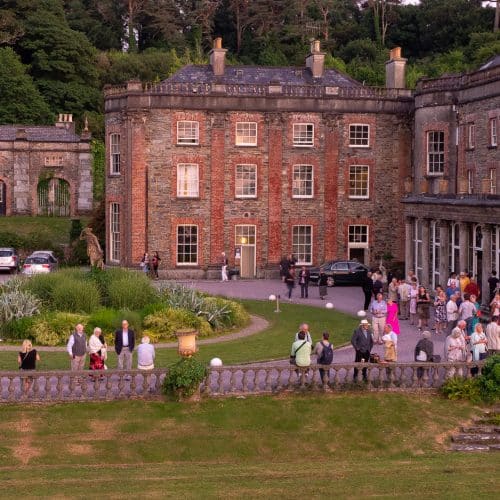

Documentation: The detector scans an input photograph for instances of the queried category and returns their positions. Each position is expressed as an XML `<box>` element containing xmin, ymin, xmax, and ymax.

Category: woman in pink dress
<box><xmin>386</xmin><ymin>297</ymin><xmax>400</xmax><ymax>335</ymax></box>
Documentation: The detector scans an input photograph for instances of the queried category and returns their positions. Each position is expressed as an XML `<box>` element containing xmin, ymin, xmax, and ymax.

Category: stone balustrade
<box><xmin>202</xmin><ymin>361</ymin><xmax>485</xmax><ymax>397</ymax></box>
<box><xmin>0</xmin><ymin>369</ymin><xmax>166</xmax><ymax>403</ymax></box>
<box><xmin>0</xmin><ymin>362</ymin><xmax>485</xmax><ymax>402</ymax></box>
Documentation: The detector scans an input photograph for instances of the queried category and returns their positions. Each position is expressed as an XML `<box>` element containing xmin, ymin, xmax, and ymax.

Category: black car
<box><xmin>309</xmin><ymin>260</ymin><xmax>369</xmax><ymax>286</ymax></box>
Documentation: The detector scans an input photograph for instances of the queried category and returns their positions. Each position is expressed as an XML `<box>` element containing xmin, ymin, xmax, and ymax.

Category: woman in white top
<box><xmin>409</xmin><ymin>282</ymin><xmax>418</xmax><ymax>326</ymax></box>
<box><xmin>470</xmin><ymin>323</ymin><xmax>488</xmax><ymax>362</ymax></box>
<box><xmin>89</xmin><ymin>327</ymin><xmax>105</xmax><ymax>370</ymax></box>
<box><xmin>490</xmin><ymin>292</ymin><xmax>500</xmax><ymax>317</ymax></box>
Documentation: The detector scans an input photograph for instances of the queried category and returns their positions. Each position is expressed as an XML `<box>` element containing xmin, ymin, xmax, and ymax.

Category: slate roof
<box><xmin>165</xmin><ymin>64</ymin><xmax>362</xmax><ymax>87</ymax></box>
<box><xmin>0</xmin><ymin>126</ymin><xmax>81</xmax><ymax>143</ymax></box>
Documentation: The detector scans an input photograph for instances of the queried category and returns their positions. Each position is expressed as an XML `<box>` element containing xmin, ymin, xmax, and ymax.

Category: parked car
<box><xmin>309</xmin><ymin>260</ymin><xmax>369</xmax><ymax>286</ymax></box>
<box><xmin>0</xmin><ymin>247</ymin><xmax>19</xmax><ymax>273</ymax></box>
<box><xmin>21</xmin><ymin>251</ymin><xmax>58</xmax><ymax>275</ymax></box>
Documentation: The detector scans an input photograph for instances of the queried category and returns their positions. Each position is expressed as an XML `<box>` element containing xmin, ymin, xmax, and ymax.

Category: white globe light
<box><xmin>325</xmin><ymin>302</ymin><xmax>334</xmax><ymax>309</ymax></box>
<box><xmin>357</xmin><ymin>310</ymin><xmax>367</xmax><ymax>318</ymax></box>
<box><xmin>268</xmin><ymin>294</ymin><xmax>276</xmax><ymax>301</ymax></box>
<box><xmin>210</xmin><ymin>357</ymin><xmax>223</xmax><ymax>367</ymax></box>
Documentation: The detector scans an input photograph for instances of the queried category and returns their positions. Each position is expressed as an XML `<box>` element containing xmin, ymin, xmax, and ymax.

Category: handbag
<box><xmin>431</xmin><ymin>354</ymin><xmax>441</xmax><ymax>363</ymax></box>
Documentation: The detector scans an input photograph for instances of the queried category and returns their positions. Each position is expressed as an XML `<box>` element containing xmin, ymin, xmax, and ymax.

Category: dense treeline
<box><xmin>0</xmin><ymin>0</ymin><xmax>499</xmax><ymax>136</ymax></box>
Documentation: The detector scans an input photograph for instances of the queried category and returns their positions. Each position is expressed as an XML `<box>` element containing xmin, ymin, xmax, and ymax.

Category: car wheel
<box><xmin>327</xmin><ymin>277</ymin><xmax>334</xmax><ymax>287</ymax></box>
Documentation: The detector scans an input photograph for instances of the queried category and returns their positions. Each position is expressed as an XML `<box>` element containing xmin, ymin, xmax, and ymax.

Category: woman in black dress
<box><xmin>416</xmin><ymin>286</ymin><xmax>431</xmax><ymax>330</ymax></box>
<box><xmin>18</xmin><ymin>339</ymin><xmax>40</xmax><ymax>392</ymax></box>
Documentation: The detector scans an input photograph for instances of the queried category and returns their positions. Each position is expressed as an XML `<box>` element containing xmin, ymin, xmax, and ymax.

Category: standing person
<box><xmin>88</xmin><ymin>327</ymin><xmax>105</xmax><ymax>371</ymax></box>
<box><xmin>140</xmin><ymin>252</ymin><xmax>150</xmax><ymax>275</ymax></box>
<box><xmin>445</xmin><ymin>329</ymin><xmax>466</xmax><ymax>378</ymax></box>
<box><xmin>137</xmin><ymin>336</ymin><xmax>156</xmax><ymax>390</ymax></box>
<box><xmin>351</xmin><ymin>319</ymin><xmax>373</xmax><ymax>381</ymax></box>
<box><xmin>381</xmin><ymin>330</ymin><xmax>397</xmax><ymax>379</ymax></box>
<box><xmin>66</xmin><ymin>323</ymin><xmax>87</xmax><ymax>371</ymax></box>
<box><xmin>18</xmin><ymin>340</ymin><xmax>40</xmax><ymax>392</ymax></box>
<box><xmin>416</xmin><ymin>286</ymin><xmax>431</xmax><ymax>330</ymax></box>
<box><xmin>314</xmin><ymin>331</ymin><xmax>334</xmax><ymax>382</ymax></box>
<box><xmin>220</xmin><ymin>252</ymin><xmax>229</xmax><ymax>282</ymax></box>
<box><xmin>318</xmin><ymin>270</ymin><xmax>328</xmax><ymax>300</ymax></box>
<box><xmin>464</xmin><ymin>277</ymin><xmax>480</xmax><ymax>300</ymax></box>
<box><xmin>369</xmin><ymin>293</ymin><xmax>387</xmax><ymax>344</ymax></box>
<box><xmin>151</xmin><ymin>251</ymin><xmax>161</xmax><ymax>280</ymax></box>
<box><xmin>114</xmin><ymin>320</ymin><xmax>135</xmax><ymax>371</ymax></box>
<box><xmin>488</xmin><ymin>271</ymin><xmax>499</xmax><ymax>302</ymax></box>
<box><xmin>490</xmin><ymin>292</ymin><xmax>500</xmax><ymax>317</ymax></box>
<box><xmin>294</xmin><ymin>323</ymin><xmax>312</xmax><ymax>343</ymax></box>
<box><xmin>298</xmin><ymin>266</ymin><xmax>310</xmax><ymax>299</ymax></box>
<box><xmin>470</xmin><ymin>323</ymin><xmax>488</xmax><ymax>362</ymax></box>
<box><xmin>414</xmin><ymin>331</ymin><xmax>434</xmax><ymax>379</ymax></box>
<box><xmin>409</xmin><ymin>281</ymin><xmax>418</xmax><ymax>325</ymax></box>
<box><xmin>458</xmin><ymin>293</ymin><xmax>476</xmax><ymax>334</ymax></box>
<box><xmin>486</xmin><ymin>316</ymin><xmax>500</xmax><ymax>355</ymax></box>
<box><xmin>388</xmin><ymin>278</ymin><xmax>399</xmax><ymax>303</ymax></box>
<box><xmin>459</xmin><ymin>272</ymin><xmax>470</xmax><ymax>295</ymax></box>
<box><xmin>362</xmin><ymin>272</ymin><xmax>374</xmax><ymax>311</ymax></box>
<box><xmin>372</xmin><ymin>274</ymin><xmax>383</xmax><ymax>297</ymax></box>
<box><xmin>447</xmin><ymin>272</ymin><xmax>459</xmax><ymax>289</ymax></box>
<box><xmin>445</xmin><ymin>280</ymin><xmax>458</xmax><ymax>300</ymax></box>
<box><xmin>285</xmin><ymin>266</ymin><xmax>296</xmax><ymax>301</ymax></box>
<box><xmin>433</xmin><ymin>290</ymin><xmax>447</xmax><ymax>335</ymax></box>
<box><xmin>290</xmin><ymin>331</ymin><xmax>312</xmax><ymax>368</ymax></box>
<box><xmin>279</xmin><ymin>255</ymin><xmax>289</xmax><ymax>282</ymax></box>
<box><xmin>386</xmin><ymin>297</ymin><xmax>400</xmax><ymax>335</ymax></box>
<box><xmin>469</xmin><ymin>295</ymin><xmax>481</xmax><ymax>333</ymax></box>
<box><xmin>398</xmin><ymin>278</ymin><xmax>410</xmax><ymax>320</ymax></box>
<box><xmin>446</xmin><ymin>293</ymin><xmax>459</xmax><ymax>334</ymax></box>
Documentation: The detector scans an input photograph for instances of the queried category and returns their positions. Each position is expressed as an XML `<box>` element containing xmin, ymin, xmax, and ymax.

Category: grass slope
<box><xmin>0</xmin><ymin>394</ymin><xmax>497</xmax><ymax>498</ymax></box>
<box><xmin>0</xmin><ymin>300</ymin><xmax>358</xmax><ymax>369</ymax></box>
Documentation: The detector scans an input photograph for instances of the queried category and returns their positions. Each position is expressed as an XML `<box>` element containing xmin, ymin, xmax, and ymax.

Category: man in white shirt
<box><xmin>486</xmin><ymin>316</ymin><xmax>500</xmax><ymax>355</ymax></box>
<box><xmin>458</xmin><ymin>294</ymin><xmax>476</xmax><ymax>334</ymax></box>
<box><xmin>398</xmin><ymin>279</ymin><xmax>411</xmax><ymax>320</ymax></box>
<box><xmin>446</xmin><ymin>293</ymin><xmax>459</xmax><ymax>334</ymax></box>
<box><xmin>137</xmin><ymin>336</ymin><xmax>155</xmax><ymax>391</ymax></box>
<box><xmin>370</xmin><ymin>293</ymin><xmax>387</xmax><ymax>344</ymax></box>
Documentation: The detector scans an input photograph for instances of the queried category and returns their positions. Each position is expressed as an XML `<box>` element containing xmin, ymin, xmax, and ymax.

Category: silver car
<box><xmin>22</xmin><ymin>251</ymin><xmax>58</xmax><ymax>275</ymax></box>
<box><xmin>0</xmin><ymin>247</ymin><xmax>19</xmax><ymax>273</ymax></box>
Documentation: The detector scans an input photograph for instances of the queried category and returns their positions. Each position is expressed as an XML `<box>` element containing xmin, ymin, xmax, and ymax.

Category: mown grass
<box><xmin>0</xmin><ymin>216</ymin><xmax>88</xmax><ymax>246</ymax></box>
<box><xmin>0</xmin><ymin>394</ymin><xmax>497</xmax><ymax>498</ymax></box>
<box><xmin>0</xmin><ymin>299</ymin><xmax>357</xmax><ymax>369</ymax></box>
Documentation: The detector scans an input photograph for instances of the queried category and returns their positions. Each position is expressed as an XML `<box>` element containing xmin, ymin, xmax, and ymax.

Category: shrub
<box><xmin>107</xmin><ymin>271</ymin><xmax>156</xmax><ymax>310</ymax></box>
<box><xmin>0</xmin><ymin>289</ymin><xmax>41</xmax><ymax>323</ymax></box>
<box><xmin>162</xmin><ymin>357</ymin><xmax>207</xmax><ymax>400</ymax></box>
<box><xmin>441</xmin><ymin>377</ymin><xmax>482</xmax><ymax>403</ymax></box>
<box><xmin>143</xmin><ymin>308</ymin><xmax>212</xmax><ymax>340</ymax></box>
<box><xmin>139</xmin><ymin>302</ymin><xmax>167</xmax><ymax>320</ymax></box>
<box><xmin>0</xmin><ymin>316</ymin><xmax>37</xmax><ymax>341</ymax></box>
<box><xmin>478</xmin><ymin>354</ymin><xmax>500</xmax><ymax>403</ymax></box>
<box><xmin>51</xmin><ymin>277</ymin><xmax>101</xmax><ymax>313</ymax></box>
<box><xmin>28</xmin><ymin>312</ymin><xmax>88</xmax><ymax>346</ymax></box>
<box><xmin>201</xmin><ymin>297</ymin><xmax>249</xmax><ymax>329</ymax></box>
<box><xmin>87</xmin><ymin>308</ymin><xmax>142</xmax><ymax>344</ymax></box>
<box><xmin>22</xmin><ymin>272</ymin><xmax>61</xmax><ymax>304</ymax></box>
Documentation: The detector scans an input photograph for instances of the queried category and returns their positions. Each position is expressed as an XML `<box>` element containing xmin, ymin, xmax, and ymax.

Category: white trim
<box><xmin>176</xmin><ymin>224</ymin><xmax>198</xmax><ymax>265</ymax></box>
<box><xmin>348</xmin><ymin>224</ymin><xmax>369</xmax><ymax>248</ymax></box>
<box><xmin>235</xmin><ymin>164</ymin><xmax>257</xmax><ymax>198</ymax></box>
<box><xmin>176</xmin><ymin>163</ymin><xmax>199</xmax><ymax>198</ymax></box>
<box><xmin>292</xmin><ymin>225</ymin><xmax>313</xmax><ymax>265</ymax></box>
<box><xmin>109</xmin><ymin>202</ymin><xmax>120</xmax><ymax>263</ymax></box>
<box><xmin>292</xmin><ymin>164</ymin><xmax>314</xmax><ymax>198</ymax></box>
<box><xmin>235</xmin><ymin>122</ymin><xmax>257</xmax><ymax>146</ymax></box>
<box><xmin>426</xmin><ymin>130</ymin><xmax>445</xmax><ymax>175</ymax></box>
<box><xmin>348</xmin><ymin>123</ymin><xmax>370</xmax><ymax>148</ymax></box>
<box><xmin>176</xmin><ymin>121</ymin><xmax>199</xmax><ymax>145</ymax></box>
<box><xmin>348</xmin><ymin>164</ymin><xmax>369</xmax><ymax>199</ymax></box>
<box><xmin>109</xmin><ymin>133</ymin><xmax>121</xmax><ymax>175</ymax></box>
<box><xmin>292</xmin><ymin>123</ymin><xmax>314</xmax><ymax>147</ymax></box>
<box><xmin>490</xmin><ymin>117</ymin><xmax>498</xmax><ymax>147</ymax></box>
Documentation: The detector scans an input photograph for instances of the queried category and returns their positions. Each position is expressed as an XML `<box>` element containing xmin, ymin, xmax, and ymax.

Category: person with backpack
<box><xmin>314</xmin><ymin>331</ymin><xmax>333</xmax><ymax>383</ymax></box>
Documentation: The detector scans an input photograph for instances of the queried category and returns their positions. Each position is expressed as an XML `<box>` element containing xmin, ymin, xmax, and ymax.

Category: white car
<box><xmin>0</xmin><ymin>247</ymin><xmax>19</xmax><ymax>273</ymax></box>
<box><xmin>22</xmin><ymin>251</ymin><xmax>59</xmax><ymax>275</ymax></box>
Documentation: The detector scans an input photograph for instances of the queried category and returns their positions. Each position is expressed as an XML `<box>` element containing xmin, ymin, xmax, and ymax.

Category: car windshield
<box><xmin>0</xmin><ymin>251</ymin><xmax>13</xmax><ymax>257</ymax></box>
<box><xmin>26</xmin><ymin>257</ymin><xmax>49</xmax><ymax>264</ymax></box>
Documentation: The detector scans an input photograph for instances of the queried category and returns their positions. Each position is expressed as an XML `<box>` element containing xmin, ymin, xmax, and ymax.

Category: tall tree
<box><xmin>365</xmin><ymin>0</ymin><xmax>401</xmax><ymax>47</ymax></box>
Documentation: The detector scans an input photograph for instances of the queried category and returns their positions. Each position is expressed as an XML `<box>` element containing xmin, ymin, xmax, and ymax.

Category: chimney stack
<box><xmin>209</xmin><ymin>37</ymin><xmax>227</xmax><ymax>77</ymax></box>
<box><xmin>55</xmin><ymin>113</ymin><xmax>75</xmax><ymax>133</ymax></box>
<box><xmin>305</xmin><ymin>40</ymin><xmax>325</xmax><ymax>79</ymax></box>
<box><xmin>385</xmin><ymin>47</ymin><xmax>407</xmax><ymax>89</ymax></box>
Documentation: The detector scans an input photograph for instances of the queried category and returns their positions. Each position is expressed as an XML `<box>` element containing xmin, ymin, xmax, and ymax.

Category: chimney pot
<box><xmin>390</xmin><ymin>47</ymin><xmax>402</xmax><ymax>60</ymax></box>
<box><xmin>214</xmin><ymin>37</ymin><xmax>222</xmax><ymax>49</ymax></box>
<box><xmin>313</xmin><ymin>40</ymin><xmax>321</xmax><ymax>53</ymax></box>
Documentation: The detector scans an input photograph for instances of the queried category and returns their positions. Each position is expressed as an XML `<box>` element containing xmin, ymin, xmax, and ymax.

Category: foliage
<box><xmin>68</xmin><ymin>218</ymin><xmax>87</xmax><ymax>266</ymax></box>
<box><xmin>478</xmin><ymin>354</ymin><xmax>500</xmax><ymax>403</ymax></box>
<box><xmin>440</xmin><ymin>376</ymin><xmax>482</xmax><ymax>403</ymax></box>
<box><xmin>0</xmin><ymin>316</ymin><xmax>36</xmax><ymax>341</ymax></box>
<box><xmin>91</xmin><ymin>139</ymin><xmax>105</xmax><ymax>202</ymax></box>
<box><xmin>86</xmin><ymin>308</ymin><xmax>142</xmax><ymax>343</ymax></box>
<box><xmin>28</xmin><ymin>311</ymin><xmax>88</xmax><ymax>346</ymax></box>
<box><xmin>50</xmin><ymin>276</ymin><xmax>101</xmax><ymax>313</ymax></box>
<box><xmin>143</xmin><ymin>308</ymin><xmax>213</xmax><ymax>341</ymax></box>
<box><xmin>0</xmin><ymin>47</ymin><xmax>52</xmax><ymax>124</ymax></box>
<box><xmin>107</xmin><ymin>271</ymin><xmax>157</xmax><ymax>310</ymax></box>
<box><xmin>0</xmin><ymin>289</ymin><xmax>40</xmax><ymax>323</ymax></box>
<box><xmin>162</xmin><ymin>356</ymin><xmax>208</xmax><ymax>400</ymax></box>
<box><xmin>86</xmin><ymin>200</ymin><xmax>106</xmax><ymax>255</ymax></box>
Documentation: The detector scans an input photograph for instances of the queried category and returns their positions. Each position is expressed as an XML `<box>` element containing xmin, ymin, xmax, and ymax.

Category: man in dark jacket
<box><xmin>351</xmin><ymin>319</ymin><xmax>373</xmax><ymax>381</ymax></box>
<box><xmin>362</xmin><ymin>272</ymin><xmax>374</xmax><ymax>310</ymax></box>
<box><xmin>114</xmin><ymin>319</ymin><xmax>135</xmax><ymax>370</ymax></box>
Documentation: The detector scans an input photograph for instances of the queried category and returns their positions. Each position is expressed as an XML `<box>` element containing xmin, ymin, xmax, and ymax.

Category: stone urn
<box><xmin>175</xmin><ymin>329</ymin><xmax>199</xmax><ymax>358</ymax></box>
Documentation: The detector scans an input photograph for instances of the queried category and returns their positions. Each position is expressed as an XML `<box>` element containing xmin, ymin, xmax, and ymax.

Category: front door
<box><xmin>349</xmin><ymin>248</ymin><xmax>365</xmax><ymax>264</ymax></box>
<box><xmin>240</xmin><ymin>246</ymin><xmax>255</xmax><ymax>278</ymax></box>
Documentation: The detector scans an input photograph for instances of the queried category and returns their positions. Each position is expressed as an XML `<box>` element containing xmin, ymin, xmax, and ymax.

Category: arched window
<box><xmin>37</xmin><ymin>178</ymin><xmax>70</xmax><ymax>216</ymax></box>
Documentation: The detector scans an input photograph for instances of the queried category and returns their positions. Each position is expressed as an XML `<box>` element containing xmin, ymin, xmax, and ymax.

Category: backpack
<box><xmin>318</xmin><ymin>342</ymin><xmax>333</xmax><ymax>365</ymax></box>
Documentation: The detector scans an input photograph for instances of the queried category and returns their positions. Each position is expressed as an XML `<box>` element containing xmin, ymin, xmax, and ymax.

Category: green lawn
<box><xmin>0</xmin><ymin>394</ymin><xmax>497</xmax><ymax>498</ymax></box>
<box><xmin>0</xmin><ymin>299</ymin><xmax>358</xmax><ymax>370</ymax></box>
<box><xmin>0</xmin><ymin>216</ymin><xmax>89</xmax><ymax>246</ymax></box>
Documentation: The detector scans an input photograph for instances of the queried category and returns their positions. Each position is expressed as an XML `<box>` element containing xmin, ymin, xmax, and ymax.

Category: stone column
<box><xmin>459</xmin><ymin>222</ymin><xmax>469</xmax><ymax>274</ymax></box>
<box><xmin>405</xmin><ymin>217</ymin><xmax>414</xmax><ymax>278</ymax></box>
<box><xmin>439</xmin><ymin>222</ymin><xmax>450</xmax><ymax>287</ymax></box>
<box><xmin>481</xmin><ymin>224</ymin><xmax>492</xmax><ymax>305</ymax></box>
<box><xmin>421</xmin><ymin>218</ymin><xmax>430</xmax><ymax>287</ymax></box>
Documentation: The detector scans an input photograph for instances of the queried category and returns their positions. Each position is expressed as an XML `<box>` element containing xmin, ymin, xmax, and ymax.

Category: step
<box><xmin>452</xmin><ymin>433</ymin><xmax>500</xmax><ymax>444</ymax></box>
<box><xmin>450</xmin><ymin>444</ymin><xmax>491</xmax><ymax>452</ymax></box>
<box><xmin>461</xmin><ymin>426</ymin><xmax>500</xmax><ymax>434</ymax></box>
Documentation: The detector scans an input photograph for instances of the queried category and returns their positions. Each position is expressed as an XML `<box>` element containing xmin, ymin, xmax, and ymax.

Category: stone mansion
<box><xmin>104</xmin><ymin>40</ymin><xmax>499</xmax><ymax>299</ymax></box>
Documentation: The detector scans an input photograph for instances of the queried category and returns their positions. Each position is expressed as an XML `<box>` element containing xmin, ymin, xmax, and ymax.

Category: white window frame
<box><xmin>348</xmin><ymin>165</ymin><xmax>369</xmax><ymax>199</ymax></box>
<box><xmin>450</xmin><ymin>223</ymin><xmax>460</xmax><ymax>274</ymax></box>
<box><xmin>490</xmin><ymin>168</ymin><xmax>496</xmax><ymax>195</ymax></box>
<box><xmin>493</xmin><ymin>226</ymin><xmax>500</xmax><ymax>278</ymax></box>
<box><xmin>292</xmin><ymin>165</ymin><xmax>313</xmax><ymax>198</ymax></box>
<box><xmin>292</xmin><ymin>225</ymin><xmax>313</xmax><ymax>265</ymax></box>
<box><xmin>110</xmin><ymin>134</ymin><xmax>121</xmax><ymax>174</ymax></box>
<box><xmin>427</xmin><ymin>130</ymin><xmax>445</xmax><ymax>175</ymax></box>
<box><xmin>176</xmin><ymin>163</ymin><xmax>199</xmax><ymax>198</ymax></box>
<box><xmin>348</xmin><ymin>225</ymin><xmax>369</xmax><ymax>246</ymax></box>
<box><xmin>467</xmin><ymin>169</ymin><xmax>474</xmax><ymax>194</ymax></box>
<box><xmin>235</xmin><ymin>164</ymin><xmax>257</xmax><ymax>198</ymax></box>
<box><xmin>467</xmin><ymin>123</ymin><xmax>475</xmax><ymax>149</ymax></box>
<box><xmin>414</xmin><ymin>220</ymin><xmax>423</xmax><ymax>284</ymax></box>
<box><xmin>293</xmin><ymin>123</ymin><xmax>314</xmax><ymax>147</ymax></box>
<box><xmin>348</xmin><ymin>124</ymin><xmax>370</xmax><ymax>147</ymax></box>
<box><xmin>235</xmin><ymin>225</ymin><xmax>256</xmax><ymax>246</ymax></box>
<box><xmin>109</xmin><ymin>203</ymin><xmax>120</xmax><ymax>262</ymax></box>
<box><xmin>177</xmin><ymin>121</ymin><xmax>199</xmax><ymax>145</ymax></box>
<box><xmin>490</xmin><ymin>118</ymin><xmax>498</xmax><ymax>147</ymax></box>
<box><xmin>235</xmin><ymin>122</ymin><xmax>257</xmax><ymax>146</ymax></box>
<box><xmin>430</xmin><ymin>221</ymin><xmax>440</xmax><ymax>290</ymax></box>
<box><xmin>176</xmin><ymin>225</ymin><xmax>198</xmax><ymax>265</ymax></box>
